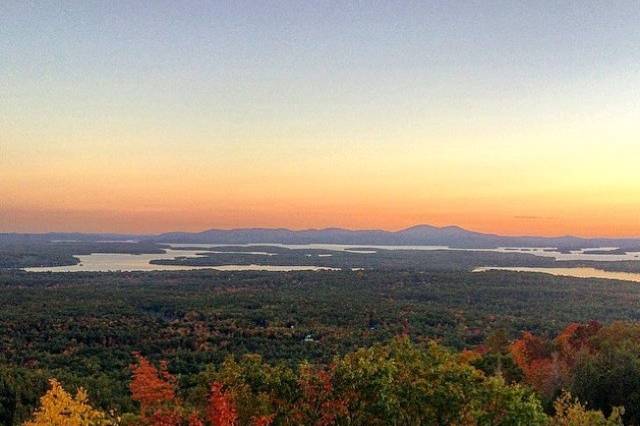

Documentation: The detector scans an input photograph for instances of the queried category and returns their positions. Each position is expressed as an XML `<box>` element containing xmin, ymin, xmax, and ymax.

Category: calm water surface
<box><xmin>19</xmin><ymin>243</ymin><xmax>640</xmax><ymax>276</ymax></box>
<box><xmin>167</xmin><ymin>244</ymin><xmax>640</xmax><ymax>261</ymax></box>
<box><xmin>23</xmin><ymin>249</ymin><xmax>336</xmax><ymax>273</ymax></box>
<box><xmin>473</xmin><ymin>266</ymin><xmax>640</xmax><ymax>283</ymax></box>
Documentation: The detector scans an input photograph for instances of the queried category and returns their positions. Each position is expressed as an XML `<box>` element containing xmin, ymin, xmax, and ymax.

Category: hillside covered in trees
<box><xmin>2</xmin><ymin>269</ymin><xmax>640</xmax><ymax>424</ymax></box>
<box><xmin>18</xmin><ymin>334</ymin><xmax>632</xmax><ymax>425</ymax></box>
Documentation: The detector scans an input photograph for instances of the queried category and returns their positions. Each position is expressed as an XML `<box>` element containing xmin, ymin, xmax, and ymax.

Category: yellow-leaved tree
<box><xmin>23</xmin><ymin>379</ymin><xmax>112</xmax><ymax>426</ymax></box>
<box><xmin>550</xmin><ymin>392</ymin><xmax>623</xmax><ymax>426</ymax></box>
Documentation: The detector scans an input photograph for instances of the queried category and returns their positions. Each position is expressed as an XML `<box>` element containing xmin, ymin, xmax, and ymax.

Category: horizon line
<box><xmin>2</xmin><ymin>224</ymin><xmax>640</xmax><ymax>241</ymax></box>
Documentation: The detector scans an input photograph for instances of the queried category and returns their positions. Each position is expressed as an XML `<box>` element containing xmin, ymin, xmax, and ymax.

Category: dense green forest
<box><xmin>2</xmin><ymin>268</ymin><xmax>640</xmax><ymax>424</ymax></box>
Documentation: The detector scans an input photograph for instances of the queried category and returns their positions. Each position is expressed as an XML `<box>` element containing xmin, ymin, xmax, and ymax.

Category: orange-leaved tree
<box><xmin>510</xmin><ymin>331</ymin><xmax>559</xmax><ymax>399</ymax></box>
<box><xmin>511</xmin><ymin>323</ymin><xmax>601</xmax><ymax>401</ymax></box>
<box><xmin>207</xmin><ymin>382</ymin><xmax>238</xmax><ymax>426</ymax></box>
<box><xmin>130</xmin><ymin>353</ymin><xmax>180</xmax><ymax>425</ymax></box>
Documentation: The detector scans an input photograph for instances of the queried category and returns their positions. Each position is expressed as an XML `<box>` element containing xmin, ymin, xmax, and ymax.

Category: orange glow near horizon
<box><xmin>0</xmin><ymin>113</ymin><xmax>640</xmax><ymax>236</ymax></box>
<box><xmin>3</xmin><ymin>111</ymin><xmax>640</xmax><ymax>237</ymax></box>
<box><xmin>2</xmin><ymin>203</ymin><xmax>640</xmax><ymax>238</ymax></box>
<box><xmin>3</xmin><ymin>169</ymin><xmax>640</xmax><ymax>237</ymax></box>
<box><xmin>3</xmin><ymin>110</ymin><xmax>640</xmax><ymax>237</ymax></box>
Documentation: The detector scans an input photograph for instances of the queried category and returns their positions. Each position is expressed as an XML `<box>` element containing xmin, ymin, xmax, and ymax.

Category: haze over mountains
<box><xmin>3</xmin><ymin>225</ymin><xmax>640</xmax><ymax>249</ymax></box>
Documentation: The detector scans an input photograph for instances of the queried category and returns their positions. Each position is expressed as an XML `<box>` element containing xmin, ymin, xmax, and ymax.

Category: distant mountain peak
<box><xmin>400</xmin><ymin>224</ymin><xmax>469</xmax><ymax>233</ymax></box>
<box><xmin>440</xmin><ymin>225</ymin><xmax>465</xmax><ymax>231</ymax></box>
<box><xmin>400</xmin><ymin>224</ymin><xmax>440</xmax><ymax>232</ymax></box>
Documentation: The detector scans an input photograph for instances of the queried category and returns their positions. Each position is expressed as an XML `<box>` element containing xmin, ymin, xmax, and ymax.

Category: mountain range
<box><xmin>4</xmin><ymin>225</ymin><xmax>639</xmax><ymax>249</ymax></box>
<box><xmin>151</xmin><ymin>225</ymin><xmax>640</xmax><ymax>248</ymax></box>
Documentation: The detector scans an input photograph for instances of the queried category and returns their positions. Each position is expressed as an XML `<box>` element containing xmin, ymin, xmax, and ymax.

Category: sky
<box><xmin>2</xmin><ymin>1</ymin><xmax>640</xmax><ymax>236</ymax></box>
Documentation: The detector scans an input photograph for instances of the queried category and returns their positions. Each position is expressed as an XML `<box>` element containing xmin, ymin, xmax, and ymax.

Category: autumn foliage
<box><xmin>24</xmin><ymin>333</ymin><xmax>634</xmax><ymax>425</ymax></box>
<box><xmin>291</xmin><ymin>365</ymin><xmax>347</xmax><ymax>426</ymax></box>
<box><xmin>550</xmin><ymin>392</ymin><xmax>623</xmax><ymax>426</ymax></box>
<box><xmin>120</xmin><ymin>339</ymin><xmax>551</xmax><ymax>425</ymax></box>
<box><xmin>207</xmin><ymin>382</ymin><xmax>237</xmax><ymax>426</ymax></box>
<box><xmin>510</xmin><ymin>322</ymin><xmax>601</xmax><ymax>400</ymax></box>
<box><xmin>23</xmin><ymin>379</ymin><xmax>111</xmax><ymax>426</ymax></box>
<box><xmin>130</xmin><ymin>353</ymin><xmax>177</xmax><ymax>410</ymax></box>
<box><xmin>129</xmin><ymin>353</ymin><xmax>182</xmax><ymax>425</ymax></box>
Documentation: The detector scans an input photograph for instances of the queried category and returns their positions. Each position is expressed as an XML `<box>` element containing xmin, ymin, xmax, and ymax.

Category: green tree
<box><xmin>332</xmin><ymin>337</ymin><xmax>547</xmax><ymax>425</ymax></box>
<box><xmin>570</xmin><ymin>322</ymin><xmax>640</xmax><ymax>424</ymax></box>
<box><xmin>0</xmin><ymin>371</ymin><xmax>17</xmax><ymax>426</ymax></box>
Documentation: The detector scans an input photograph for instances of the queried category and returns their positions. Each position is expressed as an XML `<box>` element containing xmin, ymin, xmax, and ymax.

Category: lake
<box><xmin>20</xmin><ymin>243</ymin><xmax>640</xmax><ymax>276</ymax></box>
<box><xmin>473</xmin><ymin>266</ymin><xmax>640</xmax><ymax>283</ymax></box>
<box><xmin>168</xmin><ymin>243</ymin><xmax>640</xmax><ymax>261</ymax></box>
<box><xmin>23</xmin><ymin>249</ymin><xmax>338</xmax><ymax>273</ymax></box>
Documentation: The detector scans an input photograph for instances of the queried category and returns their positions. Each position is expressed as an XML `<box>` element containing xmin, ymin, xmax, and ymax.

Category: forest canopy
<box><xmin>2</xmin><ymin>269</ymin><xmax>640</xmax><ymax>424</ymax></box>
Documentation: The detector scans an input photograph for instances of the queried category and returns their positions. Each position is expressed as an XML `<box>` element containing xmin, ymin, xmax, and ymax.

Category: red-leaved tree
<box><xmin>207</xmin><ymin>382</ymin><xmax>238</xmax><ymax>426</ymax></box>
<box><xmin>130</xmin><ymin>353</ymin><xmax>179</xmax><ymax>425</ymax></box>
